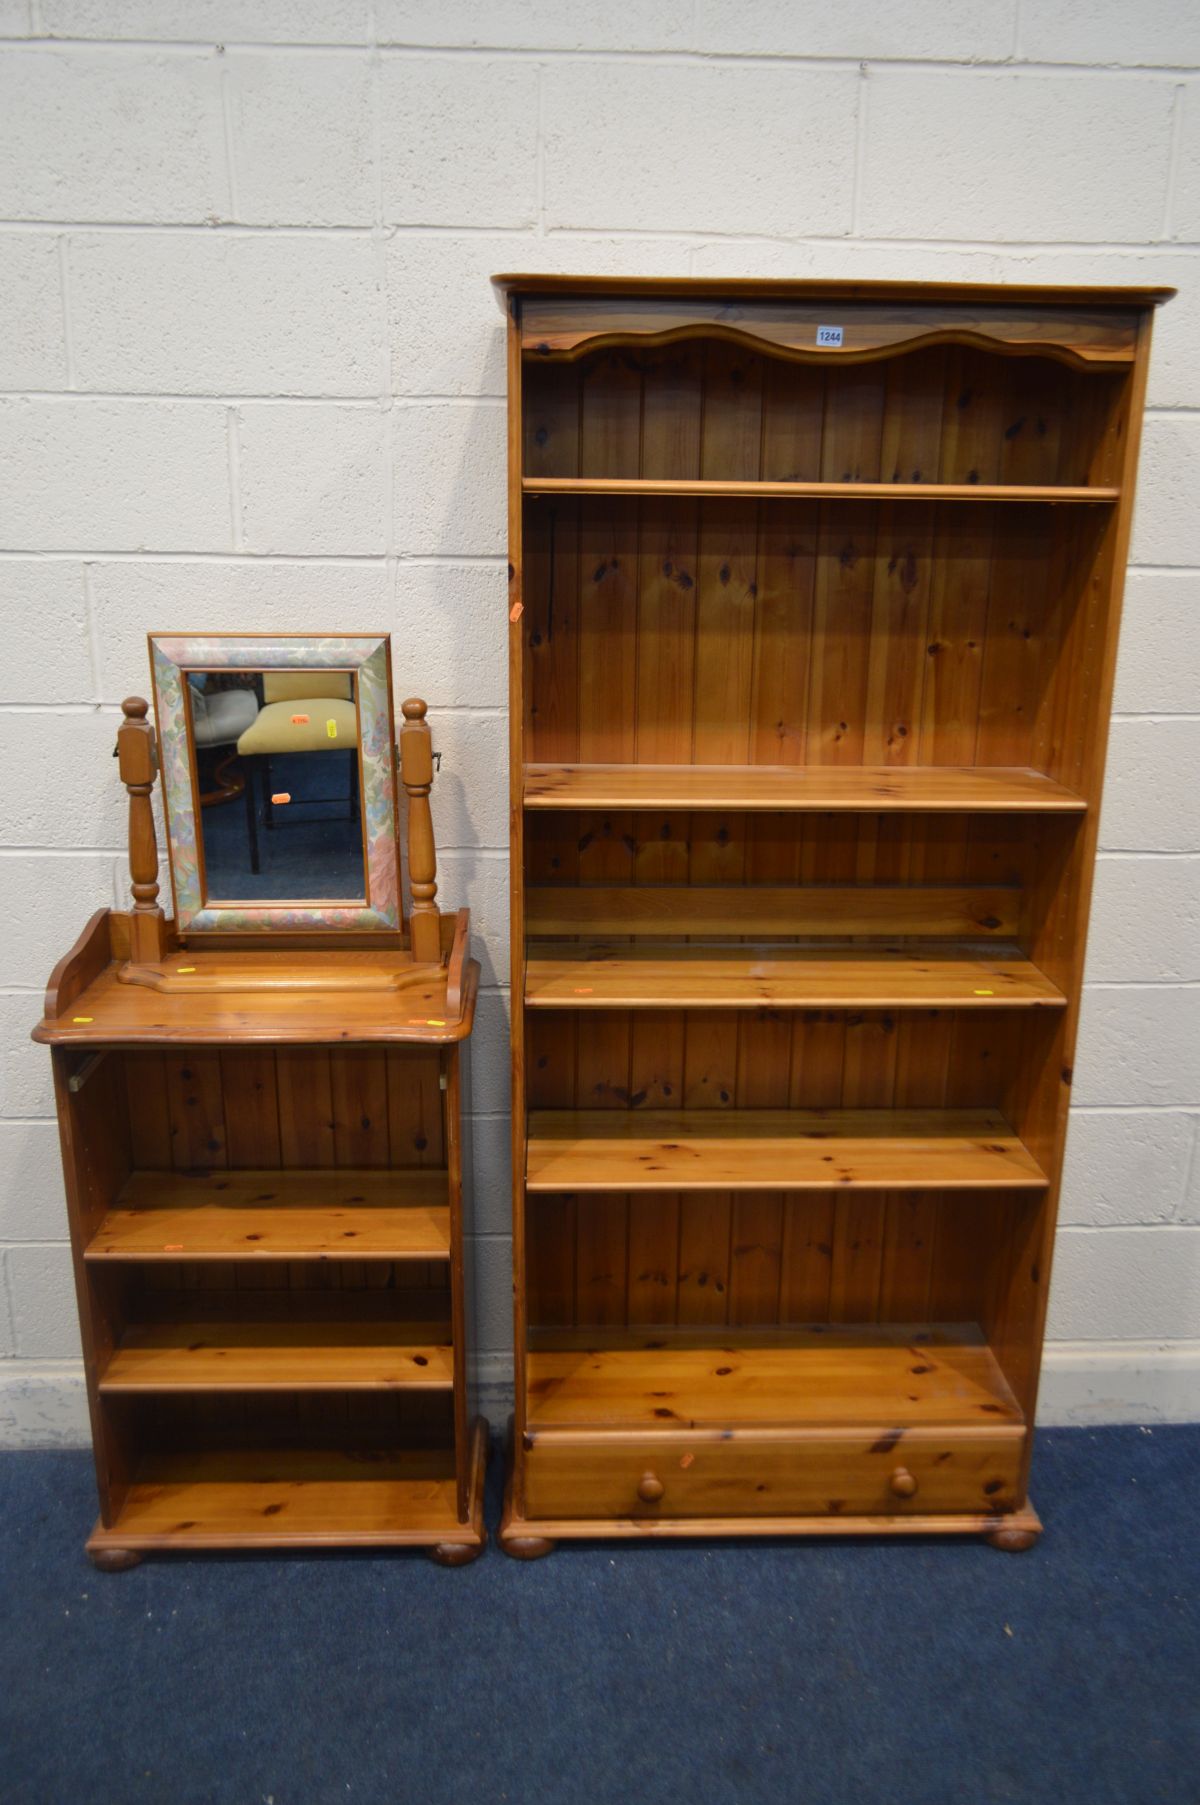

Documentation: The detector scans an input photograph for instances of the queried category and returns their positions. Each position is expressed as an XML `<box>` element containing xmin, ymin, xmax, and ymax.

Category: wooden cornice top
<box><xmin>492</xmin><ymin>274</ymin><xmax>1174</xmax><ymax>307</ymax></box>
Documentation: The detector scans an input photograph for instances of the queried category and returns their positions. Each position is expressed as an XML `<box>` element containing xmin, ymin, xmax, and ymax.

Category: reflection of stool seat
<box><xmin>237</xmin><ymin>697</ymin><xmax>358</xmax><ymax>756</ymax></box>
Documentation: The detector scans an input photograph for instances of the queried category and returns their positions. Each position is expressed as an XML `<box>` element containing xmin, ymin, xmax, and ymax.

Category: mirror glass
<box><xmin>187</xmin><ymin>668</ymin><xmax>366</xmax><ymax>903</ymax></box>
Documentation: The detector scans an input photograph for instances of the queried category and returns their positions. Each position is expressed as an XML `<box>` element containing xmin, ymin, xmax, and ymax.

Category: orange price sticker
<box><xmin>573</xmin><ymin>987</ymin><xmax>594</xmax><ymax>995</ymax></box>
<box><xmin>290</xmin><ymin>713</ymin><xmax>310</xmax><ymax>725</ymax></box>
<box><xmin>680</xmin><ymin>1453</ymin><xmax>695</xmax><ymax>1470</ymax></box>
<box><xmin>271</xmin><ymin>791</ymin><xmax>291</xmax><ymax>805</ymax></box>
<box><xmin>163</xmin><ymin>1244</ymin><xmax>184</xmax><ymax>1252</ymax></box>
<box><xmin>509</xmin><ymin>601</ymin><xmax>524</xmax><ymax>622</ymax></box>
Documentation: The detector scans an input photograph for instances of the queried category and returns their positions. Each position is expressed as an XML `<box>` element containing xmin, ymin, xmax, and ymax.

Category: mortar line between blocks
<box><xmin>55</xmin><ymin>236</ymin><xmax>75</xmax><ymax>389</ymax></box>
<box><xmin>81</xmin><ymin>565</ymin><xmax>102</xmax><ymax>704</ymax></box>
<box><xmin>0</xmin><ymin>550</ymin><xmax>506</xmax><ymax>565</ymax></box>
<box><xmin>217</xmin><ymin>47</ymin><xmax>239</xmax><ymax>222</ymax></box>
<box><xmin>1179</xmin><ymin>1121</ymin><xmax>1200</xmax><ymax>1225</ymax></box>
<box><xmin>4</xmin><ymin>220</ymin><xmax>1200</xmax><ymax>254</ymax></box>
<box><xmin>535</xmin><ymin>63</ymin><xmax>546</xmax><ymax>239</ymax></box>
<box><xmin>369</xmin><ymin>30</ymin><xmax>386</xmax><ymax>243</ymax></box>
<box><xmin>1057</xmin><ymin>1223</ymin><xmax>1200</xmax><ymax>1235</ymax></box>
<box><xmin>0</xmin><ymin>1254</ymin><xmax>15</xmax><ymax>1356</ymax></box>
<box><xmin>369</xmin><ymin>38</ymin><xmax>395</xmax><ymax>562</ymax></box>
<box><xmin>226</xmin><ymin>407</ymin><xmax>244</xmax><ymax>552</ymax></box>
<box><xmin>0</xmin><ymin>392</ymin><xmax>507</xmax><ymax>405</ymax></box>
<box><xmin>0</xmin><ymin>35</ymin><xmax>1195</xmax><ymax>73</ymax></box>
<box><xmin>851</xmin><ymin>62</ymin><xmax>869</xmax><ymax>235</ymax></box>
<box><xmin>1162</xmin><ymin>81</ymin><xmax>1187</xmax><ymax>240</ymax></box>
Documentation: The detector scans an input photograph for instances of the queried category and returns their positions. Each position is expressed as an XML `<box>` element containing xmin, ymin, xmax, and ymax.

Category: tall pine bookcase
<box><xmin>495</xmin><ymin>277</ymin><xmax>1169</xmax><ymax>1554</ymax></box>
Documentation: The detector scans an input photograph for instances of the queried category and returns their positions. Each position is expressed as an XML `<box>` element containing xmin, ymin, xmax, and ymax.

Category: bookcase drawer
<box><xmin>522</xmin><ymin>1427</ymin><xmax>1024</xmax><ymax>1522</ymax></box>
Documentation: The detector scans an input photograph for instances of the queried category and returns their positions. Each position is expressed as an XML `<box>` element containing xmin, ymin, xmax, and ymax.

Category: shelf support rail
<box><xmin>67</xmin><ymin>1050</ymin><xmax>109</xmax><ymax>1094</ymax></box>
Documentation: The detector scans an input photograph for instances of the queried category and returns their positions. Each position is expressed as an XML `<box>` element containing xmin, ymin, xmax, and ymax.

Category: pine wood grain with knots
<box><xmin>499</xmin><ymin>275</ymin><xmax>1166</xmax><ymax>1549</ymax></box>
<box><xmin>522</xmin><ymin>763</ymin><xmax>1087</xmax><ymax>812</ymax></box>
<box><xmin>525</xmin><ymin>1108</ymin><xmax>1047</xmax><ymax>1193</ymax></box>
<box><xmin>85</xmin><ymin>1168</ymin><xmax>452</xmax><ymax>1262</ymax></box>
<box><xmin>525</xmin><ymin>1321</ymin><xmax>1022</xmax><ymax>1428</ymax></box>
<box><xmin>99</xmin><ymin>1320</ymin><xmax>455</xmax><ymax>1392</ymax></box>
<box><xmin>524</xmin><ymin>942</ymin><xmax>1066</xmax><ymax>1009</ymax></box>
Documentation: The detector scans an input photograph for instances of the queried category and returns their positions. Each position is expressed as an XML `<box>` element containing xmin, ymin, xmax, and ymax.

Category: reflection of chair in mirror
<box><xmin>31</xmin><ymin>643</ymin><xmax>485</xmax><ymax>1569</ymax></box>
<box><xmin>188</xmin><ymin>676</ymin><xmax>259</xmax><ymax>812</ymax></box>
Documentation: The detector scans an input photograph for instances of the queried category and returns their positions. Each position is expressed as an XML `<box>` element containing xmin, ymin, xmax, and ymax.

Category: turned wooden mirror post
<box><xmin>117</xmin><ymin>696</ymin><xmax>167</xmax><ymax>964</ymax></box>
<box><xmin>399</xmin><ymin>697</ymin><xmax>441</xmax><ymax>964</ymax></box>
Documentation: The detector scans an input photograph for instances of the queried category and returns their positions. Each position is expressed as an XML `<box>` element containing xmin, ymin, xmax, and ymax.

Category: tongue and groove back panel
<box><xmin>521</xmin><ymin>343</ymin><xmax>1119</xmax><ymax>773</ymax></box>
<box><xmin>518</xmin><ymin>335</ymin><xmax>1100</xmax><ymax>1378</ymax></box>
<box><xmin>499</xmin><ymin>278</ymin><xmax>1167</xmax><ymax>1545</ymax></box>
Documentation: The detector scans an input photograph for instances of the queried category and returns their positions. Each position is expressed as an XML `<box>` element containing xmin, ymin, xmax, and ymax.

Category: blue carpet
<box><xmin>1</xmin><ymin>1427</ymin><xmax>1197</xmax><ymax>1805</ymax></box>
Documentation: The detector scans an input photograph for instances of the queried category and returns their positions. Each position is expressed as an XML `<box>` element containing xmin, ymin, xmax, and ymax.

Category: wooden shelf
<box><xmin>91</xmin><ymin>1448</ymin><xmax>464</xmax><ymax>1547</ymax></box>
<box><xmin>33</xmin><ymin>941</ymin><xmax>480</xmax><ymax>1047</ymax></box>
<box><xmin>523</xmin><ymin>763</ymin><xmax>1087</xmax><ymax>814</ymax></box>
<box><xmin>99</xmin><ymin>1320</ymin><xmax>454</xmax><ymax>1393</ymax></box>
<box><xmin>525</xmin><ymin>1324</ymin><xmax>1024</xmax><ymax>1431</ymax></box>
<box><xmin>524</xmin><ymin>942</ymin><xmax>1066</xmax><ymax>1011</ymax></box>
<box><xmin>522</xmin><ymin>477</ymin><xmax>1119</xmax><ymax>503</ymax></box>
<box><xmin>85</xmin><ymin>1168</ymin><xmax>451</xmax><ymax>1263</ymax></box>
<box><xmin>525</xmin><ymin>1109</ymin><xmax>1047</xmax><ymax>1193</ymax></box>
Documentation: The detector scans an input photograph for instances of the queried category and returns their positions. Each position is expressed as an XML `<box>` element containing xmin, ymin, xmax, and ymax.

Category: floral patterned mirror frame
<box><xmin>149</xmin><ymin>632</ymin><xmax>401</xmax><ymax>935</ymax></box>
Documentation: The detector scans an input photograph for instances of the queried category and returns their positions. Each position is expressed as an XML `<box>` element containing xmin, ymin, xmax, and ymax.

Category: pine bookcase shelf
<box><xmin>85</xmin><ymin>1168</ymin><xmax>452</xmax><ymax>1262</ymax></box>
<box><xmin>523</xmin><ymin>763</ymin><xmax>1088</xmax><ymax>813</ymax></box>
<box><xmin>523</xmin><ymin>477</ymin><xmax>1120</xmax><ymax>503</ymax></box>
<box><xmin>99</xmin><ymin>1321</ymin><xmax>456</xmax><ymax>1393</ymax></box>
<box><xmin>99</xmin><ymin>1431</ymin><xmax>487</xmax><ymax>1551</ymax></box>
<box><xmin>524</xmin><ymin>1324</ymin><xmax>1023</xmax><ymax>1431</ymax></box>
<box><xmin>523</xmin><ymin>942</ymin><xmax>1067</xmax><ymax>1010</ymax></box>
<box><xmin>498</xmin><ymin>274</ymin><xmax>1169</xmax><ymax>1555</ymax></box>
<box><xmin>525</xmin><ymin>1108</ymin><xmax>1047</xmax><ymax>1193</ymax></box>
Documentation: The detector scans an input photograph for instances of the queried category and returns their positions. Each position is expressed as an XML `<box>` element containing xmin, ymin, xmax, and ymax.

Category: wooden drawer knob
<box><xmin>890</xmin><ymin>1466</ymin><xmax>919</xmax><ymax>1499</ymax></box>
<box><xmin>637</xmin><ymin>1471</ymin><xmax>665</xmax><ymax>1503</ymax></box>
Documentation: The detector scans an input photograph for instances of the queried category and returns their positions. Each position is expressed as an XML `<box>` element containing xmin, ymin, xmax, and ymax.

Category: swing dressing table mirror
<box><xmin>33</xmin><ymin>631</ymin><xmax>486</xmax><ymax>1568</ymax></box>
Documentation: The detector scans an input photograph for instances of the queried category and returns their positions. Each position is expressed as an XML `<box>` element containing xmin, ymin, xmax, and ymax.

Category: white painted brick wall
<box><xmin>226</xmin><ymin>51</ymin><xmax>376</xmax><ymax>227</ymax></box>
<box><xmin>237</xmin><ymin>402</ymin><xmax>390</xmax><ymax>553</ymax></box>
<box><xmin>0</xmin><ymin>47</ymin><xmax>227</xmax><ymax>222</ymax></box>
<box><xmin>1</xmin><ymin>2</ymin><xmax>1197</xmax><ymax>1432</ymax></box>
<box><xmin>543</xmin><ymin>62</ymin><xmax>860</xmax><ymax>236</ymax></box>
<box><xmin>68</xmin><ymin>234</ymin><xmax>384</xmax><ymax>395</ymax></box>
<box><xmin>859</xmin><ymin>72</ymin><xmax>1174</xmax><ymax>242</ymax></box>
<box><xmin>0</xmin><ymin>398</ymin><xmax>232</xmax><ymax>549</ymax></box>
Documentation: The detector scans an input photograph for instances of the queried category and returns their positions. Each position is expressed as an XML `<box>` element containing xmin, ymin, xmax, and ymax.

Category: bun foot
<box><xmin>501</xmin><ymin>1534</ymin><xmax>555</xmax><ymax>1561</ymax></box>
<box><xmin>429</xmin><ymin>1540</ymin><xmax>483</xmax><ymax>1568</ymax></box>
<box><xmin>88</xmin><ymin>1546</ymin><xmax>141</xmax><ymax>1572</ymax></box>
<box><xmin>987</xmin><ymin>1525</ymin><xmax>1040</xmax><ymax>1553</ymax></box>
